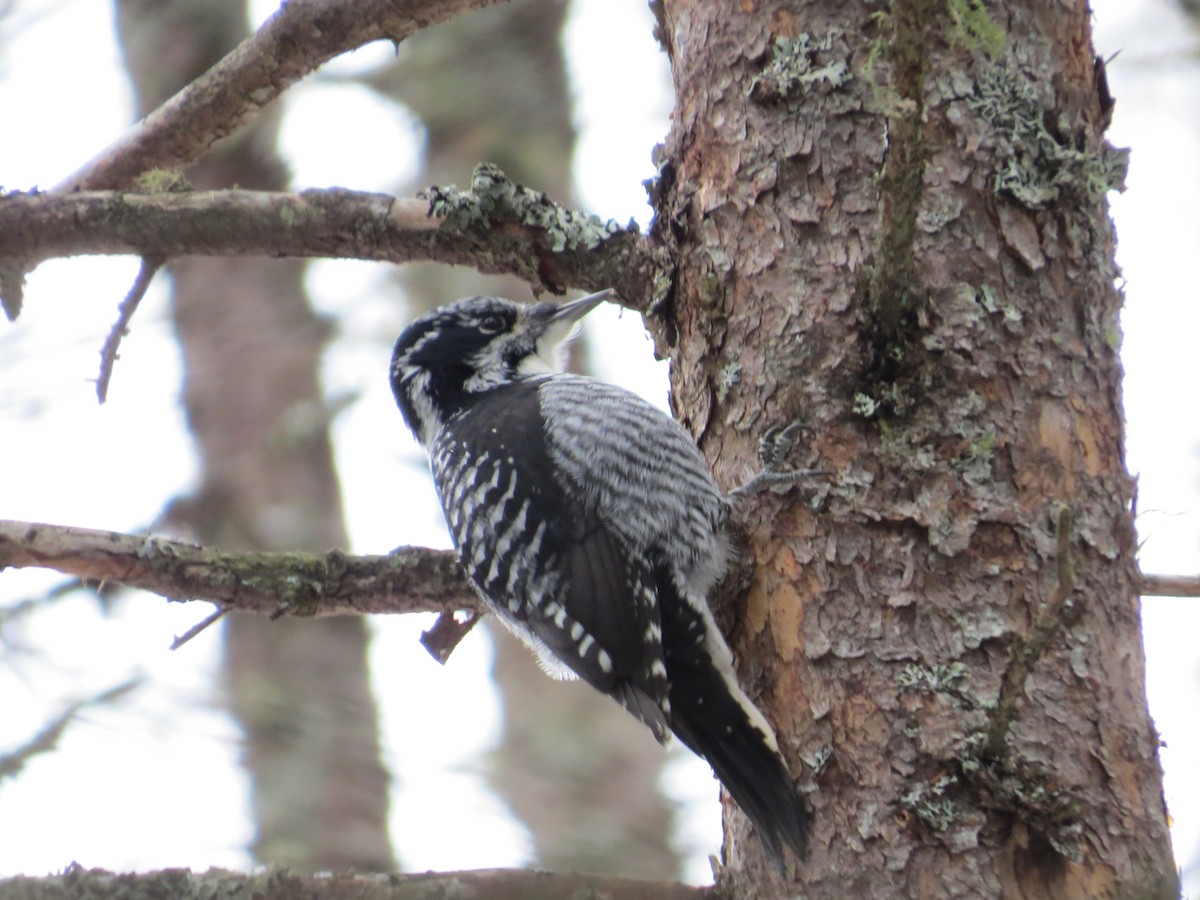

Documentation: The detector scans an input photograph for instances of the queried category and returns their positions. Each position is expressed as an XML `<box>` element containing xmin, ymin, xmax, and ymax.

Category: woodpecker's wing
<box><xmin>537</xmin><ymin>374</ymin><xmax>732</xmax><ymax>598</ymax></box>
<box><xmin>429</xmin><ymin>379</ymin><xmax>671</xmax><ymax>741</ymax></box>
<box><xmin>532</xmin><ymin>518</ymin><xmax>671</xmax><ymax>740</ymax></box>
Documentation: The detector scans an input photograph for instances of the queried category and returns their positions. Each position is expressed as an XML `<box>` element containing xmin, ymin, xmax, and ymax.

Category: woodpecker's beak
<box><xmin>545</xmin><ymin>289</ymin><xmax>614</xmax><ymax>326</ymax></box>
<box><xmin>520</xmin><ymin>290</ymin><xmax>614</xmax><ymax>372</ymax></box>
<box><xmin>525</xmin><ymin>289</ymin><xmax>614</xmax><ymax>342</ymax></box>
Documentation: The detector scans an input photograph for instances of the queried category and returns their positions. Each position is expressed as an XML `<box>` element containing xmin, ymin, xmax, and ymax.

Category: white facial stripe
<box><xmin>526</xmin><ymin>318</ymin><xmax>581</xmax><ymax>375</ymax></box>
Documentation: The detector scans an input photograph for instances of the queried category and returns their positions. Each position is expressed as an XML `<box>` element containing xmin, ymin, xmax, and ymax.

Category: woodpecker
<box><xmin>390</xmin><ymin>290</ymin><xmax>809</xmax><ymax>862</ymax></box>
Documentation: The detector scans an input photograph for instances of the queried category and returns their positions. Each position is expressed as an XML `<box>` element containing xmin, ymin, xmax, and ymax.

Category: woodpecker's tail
<box><xmin>662</xmin><ymin>614</ymin><xmax>810</xmax><ymax>865</ymax></box>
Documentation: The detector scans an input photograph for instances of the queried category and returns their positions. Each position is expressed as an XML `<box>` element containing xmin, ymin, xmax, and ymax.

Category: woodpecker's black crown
<box><xmin>389</xmin><ymin>291</ymin><xmax>610</xmax><ymax>447</ymax></box>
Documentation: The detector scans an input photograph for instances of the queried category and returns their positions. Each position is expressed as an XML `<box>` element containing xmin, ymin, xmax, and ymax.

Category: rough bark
<box><xmin>655</xmin><ymin>1</ymin><xmax>1176</xmax><ymax>895</ymax></box>
<box><xmin>116</xmin><ymin>0</ymin><xmax>394</xmax><ymax>872</ymax></box>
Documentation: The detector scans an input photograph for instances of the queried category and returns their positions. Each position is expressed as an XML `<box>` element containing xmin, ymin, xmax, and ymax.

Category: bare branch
<box><xmin>58</xmin><ymin>0</ymin><xmax>510</xmax><ymax>193</ymax></box>
<box><xmin>0</xmin><ymin>865</ymin><xmax>711</xmax><ymax>899</ymax></box>
<box><xmin>1139</xmin><ymin>573</ymin><xmax>1200</xmax><ymax>597</ymax></box>
<box><xmin>0</xmin><ymin>184</ymin><xmax>661</xmax><ymax>311</ymax></box>
<box><xmin>96</xmin><ymin>255</ymin><xmax>165</xmax><ymax>403</ymax></box>
<box><xmin>0</xmin><ymin>578</ymin><xmax>115</xmax><ymax>633</ymax></box>
<box><xmin>0</xmin><ymin>679</ymin><xmax>141</xmax><ymax>785</ymax></box>
<box><xmin>169</xmin><ymin>606</ymin><xmax>229</xmax><ymax>651</ymax></box>
<box><xmin>0</xmin><ymin>520</ymin><xmax>477</xmax><ymax>619</ymax></box>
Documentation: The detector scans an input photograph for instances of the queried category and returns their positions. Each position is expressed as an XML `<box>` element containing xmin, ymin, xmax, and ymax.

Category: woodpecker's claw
<box><xmin>730</xmin><ymin>467</ymin><xmax>831</xmax><ymax>501</ymax></box>
<box><xmin>758</xmin><ymin>421</ymin><xmax>814</xmax><ymax>472</ymax></box>
<box><xmin>732</xmin><ymin>421</ymin><xmax>830</xmax><ymax>500</ymax></box>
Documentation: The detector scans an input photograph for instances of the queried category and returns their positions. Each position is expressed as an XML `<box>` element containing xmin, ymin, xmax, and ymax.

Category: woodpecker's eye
<box><xmin>478</xmin><ymin>314</ymin><xmax>505</xmax><ymax>334</ymax></box>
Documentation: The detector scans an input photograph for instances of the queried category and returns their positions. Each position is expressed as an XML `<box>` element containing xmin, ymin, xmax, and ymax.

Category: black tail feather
<box><xmin>666</xmin><ymin>643</ymin><xmax>810</xmax><ymax>864</ymax></box>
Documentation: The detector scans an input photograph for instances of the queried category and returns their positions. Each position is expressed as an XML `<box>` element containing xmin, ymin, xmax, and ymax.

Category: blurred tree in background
<box><xmin>116</xmin><ymin>0</ymin><xmax>395</xmax><ymax>872</ymax></box>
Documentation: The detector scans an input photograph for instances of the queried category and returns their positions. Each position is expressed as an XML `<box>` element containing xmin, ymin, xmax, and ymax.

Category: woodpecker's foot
<box><xmin>758</xmin><ymin>421</ymin><xmax>813</xmax><ymax>472</ymax></box>
<box><xmin>730</xmin><ymin>467</ymin><xmax>830</xmax><ymax>500</ymax></box>
<box><xmin>730</xmin><ymin>421</ymin><xmax>830</xmax><ymax>501</ymax></box>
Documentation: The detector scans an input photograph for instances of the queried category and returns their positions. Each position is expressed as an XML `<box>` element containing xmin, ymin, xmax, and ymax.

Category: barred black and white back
<box><xmin>390</xmin><ymin>292</ymin><xmax>809</xmax><ymax>862</ymax></box>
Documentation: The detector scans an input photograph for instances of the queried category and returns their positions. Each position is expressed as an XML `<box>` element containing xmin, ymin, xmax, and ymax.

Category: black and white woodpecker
<box><xmin>390</xmin><ymin>289</ymin><xmax>809</xmax><ymax>862</ymax></box>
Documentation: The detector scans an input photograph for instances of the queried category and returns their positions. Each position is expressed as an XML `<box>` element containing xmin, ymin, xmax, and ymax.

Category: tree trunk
<box><xmin>116</xmin><ymin>0</ymin><xmax>395</xmax><ymax>872</ymax></box>
<box><xmin>655</xmin><ymin>1</ymin><xmax>1177</xmax><ymax>895</ymax></box>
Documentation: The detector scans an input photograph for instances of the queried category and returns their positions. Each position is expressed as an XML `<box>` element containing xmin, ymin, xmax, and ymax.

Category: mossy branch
<box><xmin>0</xmin><ymin>177</ymin><xmax>661</xmax><ymax>320</ymax></box>
<box><xmin>2</xmin><ymin>0</ymin><xmax>665</xmax><ymax>318</ymax></box>
<box><xmin>0</xmin><ymin>865</ymin><xmax>710</xmax><ymax>900</ymax></box>
<box><xmin>0</xmin><ymin>520</ymin><xmax>476</xmax><ymax>620</ymax></box>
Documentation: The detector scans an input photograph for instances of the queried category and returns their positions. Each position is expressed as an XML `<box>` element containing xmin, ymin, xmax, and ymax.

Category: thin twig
<box><xmin>96</xmin><ymin>255</ymin><xmax>164</xmax><ymax>404</ymax></box>
<box><xmin>170</xmin><ymin>605</ymin><xmax>229</xmax><ymax>651</ymax></box>
<box><xmin>0</xmin><ymin>679</ymin><xmax>141</xmax><ymax>784</ymax></box>
<box><xmin>0</xmin><ymin>578</ymin><xmax>103</xmax><ymax>627</ymax></box>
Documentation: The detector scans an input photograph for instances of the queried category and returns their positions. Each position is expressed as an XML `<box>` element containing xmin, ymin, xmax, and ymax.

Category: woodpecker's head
<box><xmin>390</xmin><ymin>290</ymin><xmax>611</xmax><ymax>446</ymax></box>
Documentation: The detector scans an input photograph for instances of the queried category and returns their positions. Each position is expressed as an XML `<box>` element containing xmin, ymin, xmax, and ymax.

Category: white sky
<box><xmin>0</xmin><ymin>0</ymin><xmax>1197</xmax><ymax>890</ymax></box>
